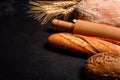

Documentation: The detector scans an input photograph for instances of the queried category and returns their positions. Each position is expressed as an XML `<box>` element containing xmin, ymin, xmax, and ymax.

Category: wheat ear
<box><xmin>28</xmin><ymin>0</ymin><xmax>78</xmax><ymax>25</ymax></box>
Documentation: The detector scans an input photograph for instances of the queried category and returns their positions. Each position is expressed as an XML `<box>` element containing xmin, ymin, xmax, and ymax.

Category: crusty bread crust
<box><xmin>75</xmin><ymin>0</ymin><xmax>120</xmax><ymax>27</ymax></box>
<box><xmin>84</xmin><ymin>52</ymin><xmax>120</xmax><ymax>80</ymax></box>
<box><xmin>48</xmin><ymin>33</ymin><xmax>97</xmax><ymax>55</ymax></box>
<box><xmin>48</xmin><ymin>33</ymin><xmax>120</xmax><ymax>55</ymax></box>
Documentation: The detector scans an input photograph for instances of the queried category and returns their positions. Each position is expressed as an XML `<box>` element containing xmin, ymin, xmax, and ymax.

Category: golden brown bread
<box><xmin>48</xmin><ymin>33</ymin><xmax>97</xmax><ymax>55</ymax></box>
<box><xmin>84</xmin><ymin>52</ymin><xmax>120</xmax><ymax>80</ymax></box>
<box><xmin>48</xmin><ymin>33</ymin><xmax>120</xmax><ymax>55</ymax></box>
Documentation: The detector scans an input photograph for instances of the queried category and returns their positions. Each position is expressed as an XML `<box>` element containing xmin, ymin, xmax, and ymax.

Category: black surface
<box><xmin>0</xmin><ymin>0</ymin><xmax>88</xmax><ymax>80</ymax></box>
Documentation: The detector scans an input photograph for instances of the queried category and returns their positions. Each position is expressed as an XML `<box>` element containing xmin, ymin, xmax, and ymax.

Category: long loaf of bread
<box><xmin>48</xmin><ymin>33</ymin><xmax>120</xmax><ymax>55</ymax></box>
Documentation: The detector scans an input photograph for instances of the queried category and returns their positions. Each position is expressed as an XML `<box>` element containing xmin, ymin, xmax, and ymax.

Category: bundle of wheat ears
<box><xmin>29</xmin><ymin>0</ymin><xmax>120</xmax><ymax>55</ymax></box>
<box><xmin>28</xmin><ymin>0</ymin><xmax>81</xmax><ymax>25</ymax></box>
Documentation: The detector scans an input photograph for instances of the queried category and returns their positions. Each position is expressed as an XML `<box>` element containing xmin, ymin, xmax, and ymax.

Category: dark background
<box><xmin>0</xmin><ymin>0</ymin><xmax>88</xmax><ymax>80</ymax></box>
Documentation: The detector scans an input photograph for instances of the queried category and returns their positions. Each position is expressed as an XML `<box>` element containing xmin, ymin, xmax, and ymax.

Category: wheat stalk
<box><xmin>28</xmin><ymin>0</ymin><xmax>79</xmax><ymax>25</ymax></box>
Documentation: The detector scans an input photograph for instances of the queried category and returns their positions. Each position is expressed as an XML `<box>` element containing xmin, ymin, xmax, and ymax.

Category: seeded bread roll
<box><xmin>48</xmin><ymin>33</ymin><xmax>120</xmax><ymax>55</ymax></box>
<box><xmin>84</xmin><ymin>52</ymin><xmax>120</xmax><ymax>80</ymax></box>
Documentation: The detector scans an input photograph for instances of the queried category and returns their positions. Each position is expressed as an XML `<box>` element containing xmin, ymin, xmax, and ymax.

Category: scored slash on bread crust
<box><xmin>48</xmin><ymin>33</ymin><xmax>120</xmax><ymax>55</ymax></box>
<box><xmin>48</xmin><ymin>33</ymin><xmax>97</xmax><ymax>55</ymax></box>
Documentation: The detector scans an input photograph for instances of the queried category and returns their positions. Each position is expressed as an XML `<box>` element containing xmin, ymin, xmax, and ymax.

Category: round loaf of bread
<box><xmin>84</xmin><ymin>52</ymin><xmax>120</xmax><ymax>80</ymax></box>
<box><xmin>75</xmin><ymin>0</ymin><xmax>120</xmax><ymax>27</ymax></box>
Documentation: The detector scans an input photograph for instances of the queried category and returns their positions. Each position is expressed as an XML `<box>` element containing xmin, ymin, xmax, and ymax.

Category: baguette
<box><xmin>48</xmin><ymin>33</ymin><xmax>120</xmax><ymax>55</ymax></box>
